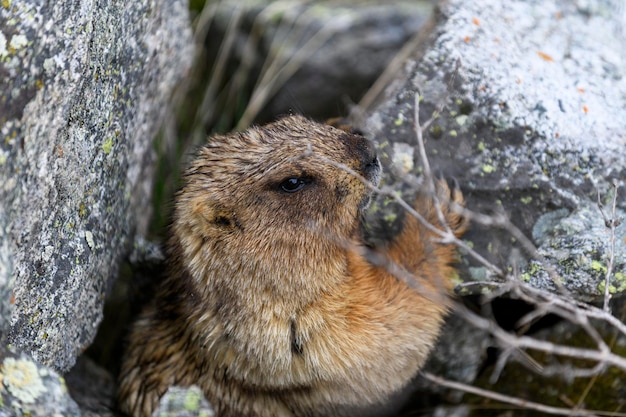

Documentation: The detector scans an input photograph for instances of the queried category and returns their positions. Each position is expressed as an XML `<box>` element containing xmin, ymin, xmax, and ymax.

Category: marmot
<box><xmin>117</xmin><ymin>115</ymin><xmax>467</xmax><ymax>417</ymax></box>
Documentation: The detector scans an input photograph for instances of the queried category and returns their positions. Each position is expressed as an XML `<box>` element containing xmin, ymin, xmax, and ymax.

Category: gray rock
<box><xmin>0</xmin><ymin>345</ymin><xmax>82</xmax><ymax>417</ymax></box>
<box><xmin>528</xmin><ymin>204</ymin><xmax>626</xmax><ymax>298</ymax></box>
<box><xmin>0</xmin><ymin>0</ymin><xmax>193</xmax><ymax>372</ymax></box>
<box><xmin>153</xmin><ymin>385</ymin><xmax>215</xmax><ymax>417</ymax></box>
<box><xmin>363</xmin><ymin>0</ymin><xmax>626</xmax><ymax>301</ymax></box>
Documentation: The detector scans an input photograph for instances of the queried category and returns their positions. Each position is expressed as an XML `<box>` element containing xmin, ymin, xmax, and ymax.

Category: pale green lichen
<box><xmin>85</xmin><ymin>230</ymin><xmax>95</xmax><ymax>251</ymax></box>
<box><xmin>481</xmin><ymin>163</ymin><xmax>496</xmax><ymax>173</ymax></box>
<box><xmin>598</xmin><ymin>280</ymin><xmax>617</xmax><ymax>295</ymax></box>
<box><xmin>184</xmin><ymin>389</ymin><xmax>201</xmax><ymax>411</ymax></box>
<box><xmin>383</xmin><ymin>213</ymin><xmax>398</xmax><ymax>223</ymax></box>
<box><xmin>455</xmin><ymin>114</ymin><xmax>468</xmax><ymax>126</ymax></box>
<box><xmin>468</xmin><ymin>266</ymin><xmax>487</xmax><ymax>281</ymax></box>
<box><xmin>596</xmin><ymin>266</ymin><xmax>626</xmax><ymax>294</ymax></box>
<box><xmin>102</xmin><ymin>136</ymin><xmax>114</xmax><ymax>154</ymax></box>
<box><xmin>9</xmin><ymin>34</ymin><xmax>28</xmax><ymax>50</ymax></box>
<box><xmin>520</xmin><ymin>196</ymin><xmax>533</xmax><ymax>204</ymax></box>
<box><xmin>591</xmin><ymin>260</ymin><xmax>607</xmax><ymax>274</ymax></box>
<box><xmin>43</xmin><ymin>57</ymin><xmax>57</xmax><ymax>73</ymax></box>
<box><xmin>391</xmin><ymin>143</ymin><xmax>414</xmax><ymax>174</ymax></box>
<box><xmin>392</xmin><ymin>152</ymin><xmax>413</xmax><ymax>174</ymax></box>
<box><xmin>0</xmin><ymin>357</ymin><xmax>46</xmax><ymax>404</ymax></box>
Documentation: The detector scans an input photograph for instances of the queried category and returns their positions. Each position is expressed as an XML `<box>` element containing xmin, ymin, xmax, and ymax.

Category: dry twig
<box><xmin>421</xmin><ymin>371</ymin><xmax>626</xmax><ymax>417</ymax></box>
<box><xmin>596</xmin><ymin>180</ymin><xmax>622</xmax><ymax>312</ymax></box>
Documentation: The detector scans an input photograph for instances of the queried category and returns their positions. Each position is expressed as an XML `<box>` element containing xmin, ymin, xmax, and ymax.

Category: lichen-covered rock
<box><xmin>153</xmin><ymin>385</ymin><xmax>215</xmax><ymax>417</ymax></box>
<box><xmin>0</xmin><ymin>345</ymin><xmax>81</xmax><ymax>417</ymax></box>
<box><xmin>363</xmin><ymin>0</ymin><xmax>626</xmax><ymax>300</ymax></box>
<box><xmin>0</xmin><ymin>0</ymin><xmax>193</xmax><ymax>372</ymax></box>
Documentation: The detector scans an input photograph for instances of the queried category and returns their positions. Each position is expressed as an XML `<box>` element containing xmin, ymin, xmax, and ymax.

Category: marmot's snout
<box><xmin>342</xmin><ymin>133</ymin><xmax>381</xmax><ymax>186</ymax></box>
<box><xmin>363</xmin><ymin>152</ymin><xmax>381</xmax><ymax>185</ymax></box>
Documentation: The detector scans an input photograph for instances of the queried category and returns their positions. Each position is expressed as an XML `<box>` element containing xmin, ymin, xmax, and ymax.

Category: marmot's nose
<box><xmin>362</xmin><ymin>152</ymin><xmax>381</xmax><ymax>185</ymax></box>
<box><xmin>341</xmin><ymin>133</ymin><xmax>381</xmax><ymax>184</ymax></box>
<box><xmin>342</xmin><ymin>134</ymin><xmax>377</xmax><ymax>169</ymax></box>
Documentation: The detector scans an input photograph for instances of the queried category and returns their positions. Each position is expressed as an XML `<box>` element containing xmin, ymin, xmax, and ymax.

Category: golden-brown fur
<box><xmin>117</xmin><ymin>115</ymin><xmax>467</xmax><ymax>417</ymax></box>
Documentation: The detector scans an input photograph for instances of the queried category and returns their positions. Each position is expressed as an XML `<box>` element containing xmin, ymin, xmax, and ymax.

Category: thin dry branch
<box><xmin>596</xmin><ymin>180</ymin><xmax>622</xmax><ymax>312</ymax></box>
<box><xmin>421</xmin><ymin>372</ymin><xmax>626</xmax><ymax>417</ymax></box>
<box><xmin>455</xmin><ymin>303</ymin><xmax>626</xmax><ymax>371</ymax></box>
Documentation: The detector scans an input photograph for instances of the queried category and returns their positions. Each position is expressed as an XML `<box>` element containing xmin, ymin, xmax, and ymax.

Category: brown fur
<box><xmin>117</xmin><ymin>115</ymin><xmax>467</xmax><ymax>417</ymax></box>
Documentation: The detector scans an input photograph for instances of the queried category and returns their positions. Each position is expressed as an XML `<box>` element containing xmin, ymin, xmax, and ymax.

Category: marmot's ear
<box><xmin>189</xmin><ymin>199</ymin><xmax>239</xmax><ymax>231</ymax></box>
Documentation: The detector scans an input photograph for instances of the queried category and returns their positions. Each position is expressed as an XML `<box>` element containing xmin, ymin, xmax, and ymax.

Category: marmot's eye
<box><xmin>280</xmin><ymin>177</ymin><xmax>308</xmax><ymax>193</ymax></box>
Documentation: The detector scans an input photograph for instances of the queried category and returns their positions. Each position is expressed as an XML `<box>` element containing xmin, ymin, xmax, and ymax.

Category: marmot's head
<box><xmin>170</xmin><ymin>115</ymin><xmax>381</xmax><ymax>299</ymax></box>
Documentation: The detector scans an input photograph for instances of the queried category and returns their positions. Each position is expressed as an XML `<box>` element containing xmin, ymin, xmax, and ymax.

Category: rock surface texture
<box><xmin>364</xmin><ymin>0</ymin><xmax>626</xmax><ymax>301</ymax></box>
<box><xmin>153</xmin><ymin>386</ymin><xmax>215</xmax><ymax>417</ymax></box>
<box><xmin>0</xmin><ymin>345</ymin><xmax>82</xmax><ymax>417</ymax></box>
<box><xmin>0</xmin><ymin>0</ymin><xmax>193</xmax><ymax>373</ymax></box>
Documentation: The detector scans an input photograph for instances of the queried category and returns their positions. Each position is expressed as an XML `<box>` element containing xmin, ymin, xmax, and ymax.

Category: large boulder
<box><xmin>363</xmin><ymin>0</ymin><xmax>626</xmax><ymax>301</ymax></box>
<box><xmin>0</xmin><ymin>0</ymin><xmax>193</xmax><ymax>372</ymax></box>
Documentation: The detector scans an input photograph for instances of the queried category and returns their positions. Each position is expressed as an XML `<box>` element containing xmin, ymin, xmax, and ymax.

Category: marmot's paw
<box><xmin>422</xmin><ymin>179</ymin><xmax>468</xmax><ymax>237</ymax></box>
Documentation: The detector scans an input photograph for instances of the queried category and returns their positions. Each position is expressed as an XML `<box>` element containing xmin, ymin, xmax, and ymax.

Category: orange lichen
<box><xmin>472</xmin><ymin>17</ymin><xmax>480</xmax><ymax>25</ymax></box>
<box><xmin>537</xmin><ymin>51</ymin><xmax>554</xmax><ymax>62</ymax></box>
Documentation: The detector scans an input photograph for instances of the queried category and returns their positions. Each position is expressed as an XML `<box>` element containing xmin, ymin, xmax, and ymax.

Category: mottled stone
<box><xmin>0</xmin><ymin>345</ymin><xmax>82</xmax><ymax>417</ymax></box>
<box><xmin>153</xmin><ymin>385</ymin><xmax>215</xmax><ymax>417</ymax></box>
<box><xmin>0</xmin><ymin>0</ymin><xmax>193</xmax><ymax>371</ymax></box>
<box><xmin>363</xmin><ymin>0</ymin><xmax>626</xmax><ymax>300</ymax></box>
